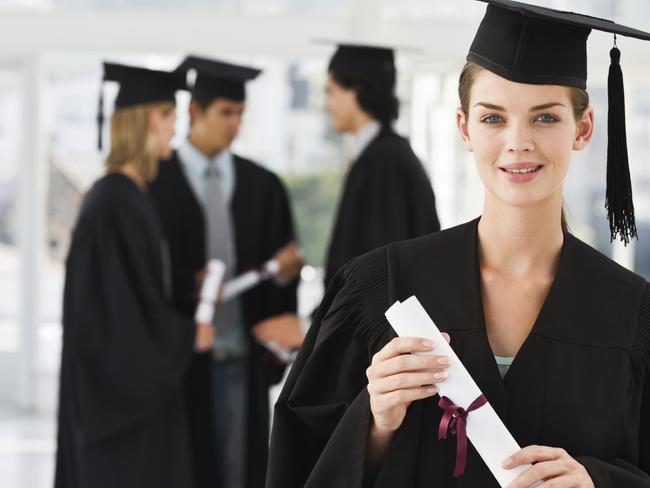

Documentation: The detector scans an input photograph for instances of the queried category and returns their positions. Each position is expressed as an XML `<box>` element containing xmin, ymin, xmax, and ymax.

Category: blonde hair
<box><xmin>105</xmin><ymin>102</ymin><xmax>175</xmax><ymax>182</ymax></box>
<box><xmin>457</xmin><ymin>61</ymin><xmax>590</xmax><ymax>233</ymax></box>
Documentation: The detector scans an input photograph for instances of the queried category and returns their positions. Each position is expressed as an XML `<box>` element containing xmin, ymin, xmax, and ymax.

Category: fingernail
<box><xmin>437</xmin><ymin>357</ymin><xmax>449</xmax><ymax>365</ymax></box>
<box><xmin>434</xmin><ymin>371</ymin><xmax>448</xmax><ymax>380</ymax></box>
<box><xmin>502</xmin><ymin>457</ymin><xmax>513</xmax><ymax>468</ymax></box>
<box><xmin>422</xmin><ymin>340</ymin><xmax>433</xmax><ymax>348</ymax></box>
<box><xmin>426</xmin><ymin>386</ymin><xmax>437</xmax><ymax>393</ymax></box>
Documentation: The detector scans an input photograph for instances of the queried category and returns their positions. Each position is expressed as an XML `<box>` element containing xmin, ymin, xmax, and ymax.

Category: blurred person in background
<box><xmin>149</xmin><ymin>55</ymin><xmax>302</xmax><ymax>488</ymax></box>
<box><xmin>322</xmin><ymin>43</ymin><xmax>441</xmax><ymax>289</ymax></box>
<box><xmin>54</xmin><ymin>62</ymin><xmax>214</xmax><ymax>488</ymax></box>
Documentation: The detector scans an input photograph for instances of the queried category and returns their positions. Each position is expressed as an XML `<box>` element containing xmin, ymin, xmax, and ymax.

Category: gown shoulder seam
<box><xmin>342</xmin><ymin>247</ymin><xmax>391</xmax><ymax>350</ymax></box>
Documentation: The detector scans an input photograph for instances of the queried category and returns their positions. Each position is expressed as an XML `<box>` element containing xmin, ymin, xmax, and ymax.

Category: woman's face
<box><xmin>457</xmin><ymin>69</ymin><xmax>594</xmax><ymax>209</ymax></box>
<box><xmin>150</xmin><ymin>106</ymin><xmax>177</xmax><ymax>160</ymax></box>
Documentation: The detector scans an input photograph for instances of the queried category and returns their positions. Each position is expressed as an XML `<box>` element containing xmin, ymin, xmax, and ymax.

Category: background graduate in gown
<box><xmin>267</xmin><ymin>2</ymin><xmax>650</xmax><ymax>487</ymax></box>
<box><xmin>54</xmin><ymin>62</ymin><xmax>214</xmax><ymax>488</ymax></box>
<box><xmin>149</xmin><ymin>55</ymin><xmax>302</xmax><ymax>488</ymax></box>
<box><xmin>323</xmin><ymin>43</ymin><xmax>440</xmax><ymax>288</ymax></box>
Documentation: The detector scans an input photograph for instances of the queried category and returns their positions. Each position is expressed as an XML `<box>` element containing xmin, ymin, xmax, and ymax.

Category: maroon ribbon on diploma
<box><xmin>438</xmin><ymin>394</ymin><xmax>488</xmax><ymax>478</ymax></box>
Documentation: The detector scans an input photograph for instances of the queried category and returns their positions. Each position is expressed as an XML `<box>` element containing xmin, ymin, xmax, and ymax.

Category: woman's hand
<box><xmin>504</xmin><ymin>445</ymin><xmax>594</xmax><ymax>488</ymax></box>
<box><xmin>364</xmin><ymin>335</ymin><xmax>451</xmax><ymax>480</ymax></box>
<box><xmin>194</xmin><ymin>322</ymin><xmax>215</xmax><ymax>352</ymax></box>
<box><xmin>366</xmin><ymin>335</ymin><xmax>451</xmax><ymax>434</ymax></box>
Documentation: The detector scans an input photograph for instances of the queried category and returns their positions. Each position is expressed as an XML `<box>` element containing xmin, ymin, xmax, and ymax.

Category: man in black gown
<box><xmin>323</xmin><ymin>43</ymin><xmax>441</xmax><ymax>287</ymax></box>
<box><xmin>149</xmin><ymin>55</ymin><xmax>302</xmax><ymax>488</ymax></box>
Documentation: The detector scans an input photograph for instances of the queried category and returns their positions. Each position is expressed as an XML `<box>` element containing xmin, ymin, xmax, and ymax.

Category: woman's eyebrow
<box><xmin>529</xmin><ymin>102</ymin><xmax>566</xmax><ymax>111</ymax></box>
<box><xmin>473</xmin><ymin>102</ymin><xmax>567</xmax><ymax>111</ymax></box>
<box><xmin>473</xmin><ymin>102</ymin><xmax>505</xmax><ymax>111</ymax></box>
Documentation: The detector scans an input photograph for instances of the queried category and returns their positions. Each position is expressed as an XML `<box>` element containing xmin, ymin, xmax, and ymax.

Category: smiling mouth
<box><xmin>500</xmin><ymin>165</ymin><xmax>543</xmax><ymax>174</ymax></box>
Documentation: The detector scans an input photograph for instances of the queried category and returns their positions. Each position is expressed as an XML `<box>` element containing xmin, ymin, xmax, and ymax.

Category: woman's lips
<box><xmin>499</xmin><ymin>163</ymin><xmax>544</xmax><ymax>183</ymax></box>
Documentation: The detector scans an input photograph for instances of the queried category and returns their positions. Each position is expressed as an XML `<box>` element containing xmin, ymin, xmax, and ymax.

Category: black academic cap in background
<box><xmin>176</xmin><ymin>55</ymin><xmax>262</xmax><ymax>104</ymax></box>
<box><xmin>327</xmin><ymin>43</ymin><xmax>396</xmax><ymax>89</ymax></box>
<box><xmin>98</xmin><ymin>62</ymin><xmax>184</xmax><ymax>149</ymax></box>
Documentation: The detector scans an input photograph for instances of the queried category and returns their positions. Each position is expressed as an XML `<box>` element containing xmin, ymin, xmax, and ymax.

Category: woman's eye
<box><xmin>535</xmin><ymin>113</ymin><xmax>559</xmax><ymax>123</ymax></box>
<box><xmin>481</xmin><ymin>115</ymin><xmax>503</xmax><ymax>124</ymax></box>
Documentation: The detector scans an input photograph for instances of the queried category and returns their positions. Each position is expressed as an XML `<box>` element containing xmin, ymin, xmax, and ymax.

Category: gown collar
<box><xmin>388</xmin><ymin>217</ymin><xmax>570</xmax><ymax>420</ymax></box>
<box><xmin>387</xmin><ymin>216</ymin><xmax>645</xmax><ymax>443</ymax></box>
<box><xmin>349</xmin><ymin>119</ymin><xmax>381</xmax><ymax>163</ymax></box>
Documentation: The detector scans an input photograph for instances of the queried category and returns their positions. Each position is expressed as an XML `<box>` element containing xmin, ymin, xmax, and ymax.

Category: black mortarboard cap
<box><xmin>469</xmin><ymin>0</ymin><xmax>650</xmax><ymax>244</ymax></box>
<box><xmin>176</xmin><ymin>55</ymin><xmax>261</xmax><ymax>104</ymax></box>
<box><xmin>328</xmin><ymin>43</ymin><xmax>396</xmax><ymax>90</ymax></box>
<box><xmin>98</xmin><ymin>62</ymin><xmax>184</xmax><ymax>150</ymax></box>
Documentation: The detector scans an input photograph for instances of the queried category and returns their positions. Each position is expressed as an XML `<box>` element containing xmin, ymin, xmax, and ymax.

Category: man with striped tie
<box><xmin>150</xmin><ymin>55</ymin><xmax>302</xmax><ymax>488</ymax></box>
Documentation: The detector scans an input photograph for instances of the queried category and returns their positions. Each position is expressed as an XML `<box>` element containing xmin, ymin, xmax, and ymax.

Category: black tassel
<box><xmin>606</xmin><ymin>43</ymin><xmax>637</xmax><ymax>245</ymax></box>
<box><xmin>97</xmin><ymin>83</ymin><xmax>105</xmax><ymax>151</ymax></box>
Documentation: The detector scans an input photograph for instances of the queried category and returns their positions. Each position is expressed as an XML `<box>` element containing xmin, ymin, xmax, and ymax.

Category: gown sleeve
<box><xmin>578</xmin><ymin>284</ymin><xmax>650</xmax><ymax>486</ymax></box>
<box><xmin>249</xmin><ymin>173</ymin><xmax>299</xmax><ymax>386</ymax></box>
<box><xmin>258</xmin><ymin>173</ymin><xmax>299</xmax><ymax>319</ymax></box>
<box><xmin>404</xmin><ymin>154</ymin><xmax>441</xmax><ymax>239</ymax></box>
<box><xmin>63</xmin><ymin>200</ymin><xmax>195</xmax><ymax>445</ymax></box>
<box><xmin>267</xmin><ymin>247</ymin><xmax>393</xmax><ymax>488</ymax></box>
<box><xmin>169</xmin><ymin>256</ymin><xmax>200</xmax><ymax>312</ymax></box>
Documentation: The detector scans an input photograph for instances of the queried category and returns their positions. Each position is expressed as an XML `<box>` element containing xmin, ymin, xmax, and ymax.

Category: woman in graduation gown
<box><xmin>54</xmin><ymin>63</ymin><xmax>214</xmax><ymax>488</ymax></box>
<box><xmin>267</xmin><ymin>2</ymin><xmax>650</xmax><ymax>487</ymax></box>
<box><xmin>323</xmin><ymin>44</ymin><xmax>440</xmax><ymax>288</ymax></box>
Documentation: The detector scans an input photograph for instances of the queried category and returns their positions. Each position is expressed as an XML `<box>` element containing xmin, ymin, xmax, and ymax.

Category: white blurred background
<box><xmin>2</xmin><ymin>0</ymin><xmax>650</xmax><ymax>486</ymax></box>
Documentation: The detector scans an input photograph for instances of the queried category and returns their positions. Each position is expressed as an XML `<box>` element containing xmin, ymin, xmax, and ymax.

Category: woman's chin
<box><xmin>492</xmin><ymin>188</ymin><xmax>551</xmax><ymax>209</ymax></box>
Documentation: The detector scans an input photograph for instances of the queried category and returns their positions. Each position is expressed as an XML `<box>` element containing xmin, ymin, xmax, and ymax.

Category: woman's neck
<box><xmin>114</xmin><ymin>162</ymin><xmax>146</xmax><ymax>191</ymax></box>
<box><xmin>478</xmin><ymin>193</ymin><xmax>564</xmax><ymax>278</ymax></box>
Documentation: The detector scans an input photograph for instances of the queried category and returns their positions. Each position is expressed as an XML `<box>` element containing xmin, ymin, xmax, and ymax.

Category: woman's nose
<box><xmin>505</xmin><ymin>123</ymin><xmax>535</xmax><ymax>154</ymax></box>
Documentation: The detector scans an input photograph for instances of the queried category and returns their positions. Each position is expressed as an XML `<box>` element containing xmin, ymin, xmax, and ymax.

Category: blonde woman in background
<box><xmin>55</xmin><ymin>63</ymin><xmax>213</xmax><ymax>488</ymax></box>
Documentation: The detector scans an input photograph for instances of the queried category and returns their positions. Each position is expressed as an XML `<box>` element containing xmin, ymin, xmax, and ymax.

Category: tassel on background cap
<box><xmin>97</xmin><ymin>82</ymin><xmax>104</xmax><ymax>151</ymax></box>
<box><xmin>606</xmin><ymin>37</ymin><xmax>637</xmax><ymax>245</ymax></box>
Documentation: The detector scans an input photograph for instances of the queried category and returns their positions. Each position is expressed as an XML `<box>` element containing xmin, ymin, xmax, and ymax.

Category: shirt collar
<box><xmin>178</xmin><ymin>138</ymin><xmax>232</xmax><ymax>177</ymax></box>
<box><xmin>350</xmin><ymin>119</ymin><xmax>381</xmax><ymax>162</ymax></box>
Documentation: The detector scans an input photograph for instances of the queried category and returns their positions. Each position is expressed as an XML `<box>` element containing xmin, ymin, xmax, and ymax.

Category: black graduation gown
<box><xmin>149</xmin><ymin>152</ymin><xmax>298</xmax><ymax>488</ymax></box>
<box><xmin>268</xmin><ymin>218</ymin><xmax>650</xmax><ymax>487</ymax></box>
<box><xmin>324</xmin><ymin>128</ymin><xmax>440</xmax><ymax>287</ymax></box>
<box><xmin>54</xmin><ymin>173</ymin><xmax>196</xmax><ymax>488</ymax></box>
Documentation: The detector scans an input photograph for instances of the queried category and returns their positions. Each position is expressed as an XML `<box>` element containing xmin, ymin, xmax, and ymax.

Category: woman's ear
<box><xmin>573</xmin><ymin>105</ymin><xmax>595</xmax><ymax>151</ymax></box>
<box><xmin>456</xmin><ymin>107</ymin><xmax>472</xmax><ymax>152</ymax></box>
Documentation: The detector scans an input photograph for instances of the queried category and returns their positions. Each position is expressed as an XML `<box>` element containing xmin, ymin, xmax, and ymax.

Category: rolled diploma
<box><xmin>194</xmin><ymin>260</ymin><xmax>226</xmax><ymax>323</ymax></box>
<box><xmin>385</xmin><ymin>296</ymin><xmax>535</xmax><ymax>487</ymax></box>
<box><xmin>221</xmin><ymin>259</ymin><xmax>279</xmax><ymax>302</ymax></box>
